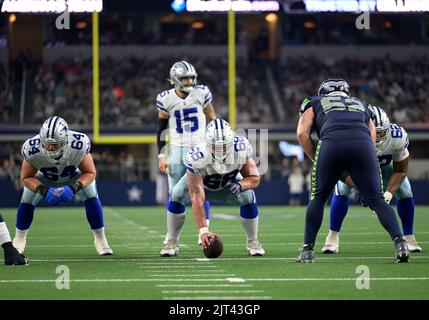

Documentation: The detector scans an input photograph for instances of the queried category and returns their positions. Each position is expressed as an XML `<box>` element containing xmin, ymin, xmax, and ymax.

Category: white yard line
<box><xmin>164</xmin><ymin>296</ymin><xmax>271</xmax><ymax>300</ymax></box>
<box><xmin>2</xmin><ymin>277</ymin><xmax>428</xmax><ymax>284</ymax></box>
<box><xmin>28</xmin><ymin>255</ymin><xmax>429</xmax><ymax>262</ymax></box>
<box><xmin>161</xmin><ymin>290</ymin><xmax>263</xmax><ymax>294</ymax></box>
<box><xmin>156</xmin><ymin>284</ymin><xmax>252</xmax><ymax>288</ymax></box>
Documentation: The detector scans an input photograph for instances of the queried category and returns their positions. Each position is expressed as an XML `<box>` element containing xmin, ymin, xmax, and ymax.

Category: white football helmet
<box><xmin>368</xmin><ymin>105</ymin><xmax>390</xmax><ymax>144</ymax></box>
<box><xmin>205</xmin><ymin>119</ymin><xmax>234</xmax><ymax>163</ymax></box>
<box><xmin>169</xmin><ymin>61</ymin><xmax>198</xmax><ymax>94</ymax></box>
<box><xmin>39</xmin><ymin>116</ymin><xmax>69</xmax><ymax>160</ymax></box>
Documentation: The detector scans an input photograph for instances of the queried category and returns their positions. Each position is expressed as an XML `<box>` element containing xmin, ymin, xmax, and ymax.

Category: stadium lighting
<box><xmin>265</xmin><ymin>13</ymin><xmax>278</xmax><ymax>23</ymax></box>
<box><xmin>8</xmin><ymin>13</ymin><xmax>16</xmax><ymax>23</ymax></box>
<box><xmin>1</xmin><ymin>0</ymin><xmax>103</xmax><ymax>13</ymax></box>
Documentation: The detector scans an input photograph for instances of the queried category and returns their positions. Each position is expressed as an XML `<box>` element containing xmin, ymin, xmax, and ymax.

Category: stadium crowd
<box><xmin>2</xmin><ymin>54</ymin><xmax>428</xmax><ymax>127</ymax></box>
<box><xmin>280</xmin><ymin>55</ymin><xmax>429</xmax><ymax>125</ymax></box>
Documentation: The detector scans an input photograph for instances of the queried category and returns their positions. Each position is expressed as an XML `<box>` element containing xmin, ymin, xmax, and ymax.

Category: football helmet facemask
<box><xmin>169</xmin><ymin>61</ymin><xmax>198</xmax><ymax>94</ymax></box>
<box><xmin>205</xmin><ymin>119</ymin><xmax>235</xmax><ymax>164</ymax></box>
<box><xmin>39</xmin><ymin>116</ymin><xmax>69</xmax><ymax>160</ymax></box>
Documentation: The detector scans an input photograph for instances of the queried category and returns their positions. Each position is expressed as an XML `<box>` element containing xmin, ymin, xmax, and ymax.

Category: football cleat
<box><xmin>160</xmin><ymin>240</ymin><xmax>179</xmax><ymax>257</ymax></box>
<box><xmin>94</xmin><ymin>238</ymin><xmax>113</xmax><ymax>256</ymax></box>
<box><xmin>296</xmin><ymin>245</ymin><xmax>315</xmax><ymax>263</ymax></box>
<box><xmin>246</xmin><ymin>239</ymin><xmax>265</xmax><ymax>256</ymax></box>
<box><xmin>2</xmin><ymin>242</ymin><xmax>29</xmax><ymax>266</ymax></box>
<box><xmin>404</xmin><ymin>235</ymin><xmax>422</xmax><ymax>253</ymax></box>
<box><xmin>394</xmin><ymin>238</ymin><xmax>410</xmax><ymax>263</ymax></box>
<box><xmin>321</xmin><ymin>231</ymin><xmax>339</xmax><ymax>254</ymax></box>
<box><xmin>12</xmin><ymin>237</ymin><xmax>26</xmax><ymax>254</ymax></box>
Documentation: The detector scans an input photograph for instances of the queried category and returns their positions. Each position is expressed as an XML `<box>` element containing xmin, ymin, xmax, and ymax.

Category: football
<box><xmin>203</xmin><ymin>236</ymin><xmax>224</xmax><ymax>259</ymax></box>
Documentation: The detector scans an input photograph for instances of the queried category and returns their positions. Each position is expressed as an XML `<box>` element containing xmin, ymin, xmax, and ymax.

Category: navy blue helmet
<box><xmin>318</xmin><ymin>78</ymin><xmax>351</xmax><ymax>96</ymax></box>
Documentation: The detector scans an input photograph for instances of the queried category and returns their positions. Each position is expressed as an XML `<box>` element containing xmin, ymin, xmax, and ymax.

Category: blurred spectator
<box><xmin>288</xmin><ymin>164</ymin><xmax>305</xmax><ymax>206</ymax></box>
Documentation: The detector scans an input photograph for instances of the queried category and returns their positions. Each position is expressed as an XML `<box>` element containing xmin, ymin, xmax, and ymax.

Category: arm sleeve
<box><xmin>157</xmin><ymin>118</ymin><xmax>169</xmax><ymax>154</ymax></box>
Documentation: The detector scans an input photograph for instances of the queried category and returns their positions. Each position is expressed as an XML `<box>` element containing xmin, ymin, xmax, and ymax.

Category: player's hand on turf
<box><xmin>45</xmin><ymin>188</ymin><xmax>61</xmax><ymax>205</ymax></box>
<box><xmin>158</xmin><ymin>155</ymin><xmax>169</xmax><ymax>174</ymax></box>
<box><xmin>227</xmin><ymin>181</ymin><xmax>242</xmax><ymax>198</ymax></box>
<box><xmin>200</xmin><ymin>232</ymin><xmax>218</xmax><ymax>249</ymax></box>
<box><xmin>58</xmin><ymin>186</ymin><xmax>74</xmax><ymax>202</ymax></box>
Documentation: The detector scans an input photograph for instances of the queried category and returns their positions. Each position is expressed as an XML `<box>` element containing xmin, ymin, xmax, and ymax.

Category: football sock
<box><xmin>304</xmin><ymin>197</ymin><xmax>325</xmax><ymax>246</ymax></box>
<box><xmin>92</xmin><ymin>227</ymin><xmax>107</xmax><ymax>241</ymax></box>
<box><xmin>85</xmin><ymin>198</ymin><xmax>104</xmax><ymax>230</ymax></box>
<box><xmin>240</xmin><ymin>203</ymin><xmax>259</xmax><ymax>240</ymax></box>
<box><xmin>16</xmin><ymin>203</ymin><xmax>35</xmax><ymax>231</ymax></box>
<box><xmin>397</xmin><ymin>197</ymin><xmax>415</xmax><ymax>236</ymax></box>
<box><xmin>0</xmin><ymin>216</ymin><xmax>12</xmax><ymax>246</ymax></box>
<box><xmin>371</xmin><ymin>199</ymin><xmax>402</xmax><ymax>240</ymax></box>
<box><xmin>167</xmin><ymin>201</ymin><xmax>186</xmax><ymax>242</ymax></box>
<box><xmin>329</xmin><ymin>194</ymin><xmax>349</xmax><ymax>232</ymax></box>
<box><xmin>204</xmin><ymin>200</ymin><xmax>210</xmax><ymax>220</ymax></box>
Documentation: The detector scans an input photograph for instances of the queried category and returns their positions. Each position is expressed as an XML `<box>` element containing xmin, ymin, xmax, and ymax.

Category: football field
<box><xmin>0</xmin><ymin>206</ymin><xmax>428</xmax><ymax>300</ymax></box>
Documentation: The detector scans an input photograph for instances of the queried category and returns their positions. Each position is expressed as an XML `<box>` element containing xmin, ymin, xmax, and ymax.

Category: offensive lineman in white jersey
<box><xmin>157</xmin><ymin>61</ymin><xmax>216</xmax><ymax>256</ymax></box>
<box><xmin>12</xmin><ymin>116</ymin><xmax>113</xmax><ymax>256</ymax></box>
<box><xmin>169</xmin><ymin>119</ymin><xmax>265</xmax><ymax>256</ymax></box>
<box><xmin>322</xmin><ymin>106</ymin><xmax>421</xmax><ymax>253</ymax></box>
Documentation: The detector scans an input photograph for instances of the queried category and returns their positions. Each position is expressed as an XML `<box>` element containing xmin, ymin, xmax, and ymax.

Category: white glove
<box><xmin>383</xmin><ymin>191</ymin><xmax>393</xmax><ymax>204</ymax></box>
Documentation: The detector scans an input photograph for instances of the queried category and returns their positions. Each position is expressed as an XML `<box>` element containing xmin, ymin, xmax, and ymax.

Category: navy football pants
<box><xmin>304</xmin><ymin>138</ymin><xmax>402</xmax><ymax>246</ymax></box>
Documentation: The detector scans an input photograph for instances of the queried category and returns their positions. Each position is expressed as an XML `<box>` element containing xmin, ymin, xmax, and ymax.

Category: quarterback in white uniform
<box><xmin>168</xmin><ymin>119</ymin><xmax>265</xmax><ymax>256</ymax></box>
<box><xmin>12</xmin><ymin>116</ymin><xmax>113</xmax><ymax>256</ymax></box>
<box><xmin>156</xmin><ymin>61</ymin><xmax>216</xmax><ymax>256</ymax></box>
<box><xmin>322</xmin><ymin>106</ymin><xmax>421</xmax><ymax>253</ymax></box>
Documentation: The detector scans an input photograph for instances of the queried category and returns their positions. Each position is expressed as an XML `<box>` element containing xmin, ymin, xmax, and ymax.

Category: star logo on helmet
<box><xmin>176</xmin><ymin>67</ymin><xmax>184</xmax><ymax>74</ymax></box>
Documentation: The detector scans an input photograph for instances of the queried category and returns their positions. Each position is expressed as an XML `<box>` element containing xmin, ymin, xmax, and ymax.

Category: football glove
<box><xmin>45</xmin><ymin>188</ymin><xmax>61</xmax><ymax>205</ymax></box>
<box><xmin>227</xmin><ymin>182</ymin><xmax>242</xmax><ymax>198</ymax></box>
<box><xmin>58</xmin><ymin>186</ymin><xmax>74</xmax><ymax>202</ymax></box>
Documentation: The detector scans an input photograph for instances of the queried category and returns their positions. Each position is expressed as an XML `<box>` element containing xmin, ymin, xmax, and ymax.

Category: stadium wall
<box><xmin>1</xmin><ymin>178</ymin><xmax>428</xmax><ymax>207</ymax></box>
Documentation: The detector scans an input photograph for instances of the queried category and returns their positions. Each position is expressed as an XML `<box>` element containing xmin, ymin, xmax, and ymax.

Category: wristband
<box><xmin>36</xmin><ymin>185</ymin><xmax>48</xmax><ymax>197</ymax></box>
<box><xmin>70</xmin><ymin>181</ymin><xmax>83</xmax><ymax>194</ymax></box>
<box><xmin>199</xmin><ymin>227</ymin><xmax>209</xmax><ymax>237</ymax></box>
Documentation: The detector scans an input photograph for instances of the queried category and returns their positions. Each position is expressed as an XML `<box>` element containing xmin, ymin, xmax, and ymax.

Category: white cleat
<box><xmin>404</xmin><ymin>234</ymin><xmax>422</xmax><ymax>253</ymax></box>
<box><xmin>160</xmin><ymin>240</ymin><xmax>179</xmax><ymax>257</ymax></box>
<box><xmin>12</xmin><ymin>237</ymin><xmax>26</xmax><ymax>254</ymax></box>
<box><xmin>247</xmin><ymin>239</ymin><xmax>265</xmax><ymax>256</ymax></box>
<box><xmin>321</xmin><ymin>231</ymin><xmax>339</xmax><ymax>254</ymax></box>
<box><xmin>94</xmin><ymin>238</ymin><xmax>113</xmax><ymax>256</ymax></box>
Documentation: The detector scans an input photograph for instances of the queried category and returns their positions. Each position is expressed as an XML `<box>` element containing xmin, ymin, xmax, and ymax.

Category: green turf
<box><xmin>0</xmin><ymin>206</ymin><xmax>428</xmax><ymax>300</ymax></box>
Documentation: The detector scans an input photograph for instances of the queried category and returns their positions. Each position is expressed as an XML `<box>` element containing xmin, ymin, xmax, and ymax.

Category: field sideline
<box><xmin>0</xmin><ymin>206</ymin><xmax>428</xmax><ymax>300</ymax></box>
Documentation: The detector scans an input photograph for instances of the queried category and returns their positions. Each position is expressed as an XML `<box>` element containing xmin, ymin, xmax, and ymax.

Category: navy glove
<box><xmin>227</xmin><ymin>182</ymin><xmax>242</xmax><ymax>198</ymax></box>
<box><xmin>58</xmin><ymin>186</ymin><xmax>74</xmax><ymax>202</ymax></box>
<box><xmin>45</xmin><ymin>188</ymin><xmax>61</xmax><ymax>205</ymax></box>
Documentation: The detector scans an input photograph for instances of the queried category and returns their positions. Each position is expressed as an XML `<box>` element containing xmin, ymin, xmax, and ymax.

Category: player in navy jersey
<box><xmin>296</xmin><ymin>78</ymin><xmax>409</xmax><ymax>263</ymax></box>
